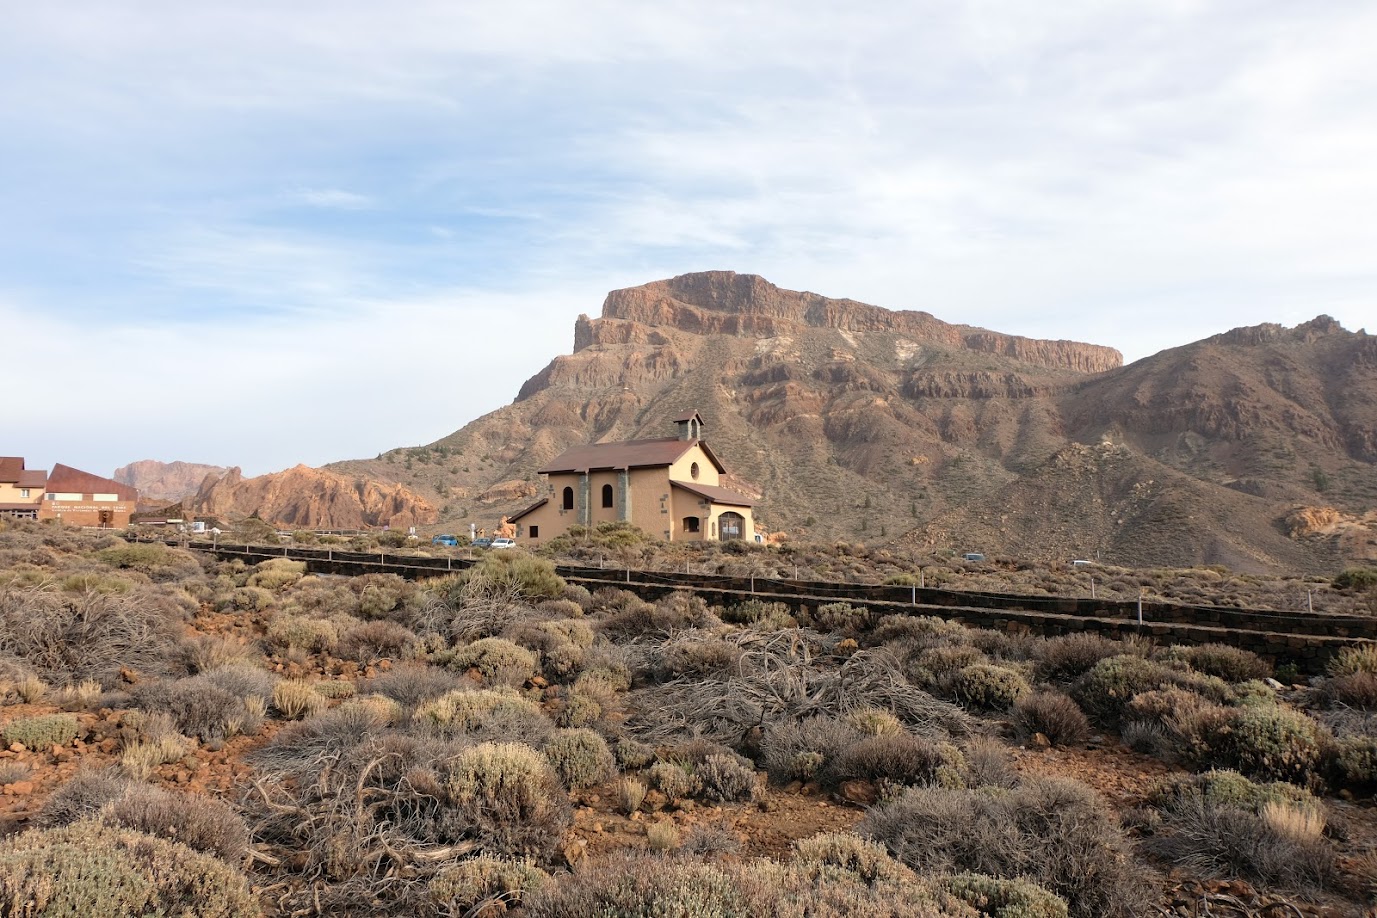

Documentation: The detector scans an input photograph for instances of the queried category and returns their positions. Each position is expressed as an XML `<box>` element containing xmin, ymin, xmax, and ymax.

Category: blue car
<box><xmin>431</xmin><ymin>534</ymin><xmax>459</xmax><ymax>546</ymax></box>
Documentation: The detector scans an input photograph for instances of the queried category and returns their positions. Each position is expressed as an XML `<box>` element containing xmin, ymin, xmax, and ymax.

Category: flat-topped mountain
<box><xmin>329</xmin><ymin>271</ymin><xmax>1374</xmax><ymax>572</ymax></box>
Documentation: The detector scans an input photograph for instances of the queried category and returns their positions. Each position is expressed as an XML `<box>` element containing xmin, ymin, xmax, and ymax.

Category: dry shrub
<box><xmin>121</xmin><ymin>734</ymin><xmax>190</xmax><ymax>780</ymax></box>
<box><xmin>0</xmin><ymin>584</ymin><xmax>181</xmax><ymax>685</ymax></box>
<box><xmin>272</xmin><ymin>679</ymin><xmax>328</xmax><ymax>720</ymax></box>
<box><xmin>445</xmin><ymin>742</ymin><xmax>571</xmax><ymax>859</ymax></box>
<box><xmin>415</xmin><ymin>687</ymin><xmax>552</xmax><ymax>745</ymax></box>
<box><xmin>0</xmin><ymin>820</ymin><xmax>256</xmax><ymax>918</ymax></box>
<box><xmin>338</xmin><ymin>619</ymin><xmax>418</xmax><ymax>665</ymax></box>
<box><xmin>614</xmin><ymin>738</ymin><xmax>655</xmax><ymax>770</ymax></box>
<box><xmin>943</xmin><ymin>873</ymin><xmax>1068</xmax><ymax>918</ymax></box>
<box><xmin>1</xmin><ymin>713</ymin><xmax>80</xmax><ymax>749</ymax></box>
<box><xmin>646</xmin><ymin>820</ymin><xmax>680</xmax><ymax>852</ymax></box>
<box><xmin>647</xmin><ymin>762</ymin><xmax>698</xmax><ymax>802</ymax></box>
<box><xmin>761</xmin><ymin>716</ymin><xmax>862</xmax><ymax>783</ymax></box>
<box><xmin>542</xmin><ymin>728</ymin><xmax>617</xmax><ymax>789</ymax></box>
<box><xmin>655</xmin><ymin>633</ymin><xmax>743</xmax><ymax>680</ymax></box>
<box><xmin>830</xmin><ymin>733</ymin><xmax>949</xmax><ymax>789</ymax></box>
<box><xmin>844</xmin><ymin>707</ymin><xmax>905</xmax><ymax>737</ymax></box>
<box><xmin>366</xmin><ymin>663</ymin><xmax>468</xmax><ymax>709</ymax></box>
<box><xmin>448</xmin><ymin>637</ymin><xmax>538</xmax><ymax>686</ymax></box>
<box><xmin>181</xmin><ymin>634</ymin><xmax>260</xmax><ymax>675</ymax></box>
<box><xmin>1014</xmin><ymin>691</ymin><xmax>1090</xmax><ymax>746</ymax></box>
<box><xmin>265</xmin><ymin>613</ymin><xmax>339</xmax><ymax>654</ymax></box>
<box><xmin>246</xmin><ymin>558</ymin><xmax>306</xmax><ymax>591</ymax></box>
<box><xmin>133</xmin><ymin>675</ymin><xmax>251</xmax><ymax>740</ymax></box>
<box><xmin>960</xmin><ymin>735</ymin><xmax>1017</xmax><ymax>789</ymax></box>
<box><xmin>427</xmin><ymin>855</ymin><xmax>548</xmax><ymax>916</ymax></box>
<box><xmin>1036</xmin><ymin>633</ymin><xmax>1123</xmax><ymax>681</ymax></box>
<box><xmin>951</xmin><ymin>663</ymin><xmax>1030</xmax><ymax>711</ymax></box>
<box><xmin>860</xmin><ymin>776</ymin><xmax>1147</xmax><ymax>918</ymax></box>
<box><xmin>617</xmin><ymin>777</ymin><xmax>647</xmax><ymax>815</ymax></box>
<box><xmin>37</xmin><ymin>769</ymin><xmax>129</xmax><ymax>827</ymax></box>
<box><xmin>695</xmin><ymin>753</ymin><xmax>758</xmax><ymax>802</ymax></box>
<box><xmin>1328</xmin><ymin>644</ymin><xmax>1377</xmax><ymax>677</ymax></box>
<box><xmin>1164</xmin><ymin>643</ymin><xmax>1270</xmax><ymax>683</ymax></box>
<box><xmin>1144</xmin><ymin>771</ymin><xmax>1337</xmax><ymax>893</ymax></box>
<box><xmin>98</xmin><ymin>782</ymin><xmax>250</xmax><ymax>862</ymax></box>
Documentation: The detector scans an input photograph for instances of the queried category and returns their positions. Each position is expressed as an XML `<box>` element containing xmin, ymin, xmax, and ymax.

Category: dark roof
<box><xmin>0</xmin><ymin>458</ymin><xmax>48</xmax><ymax>489</ymax></box>
<box><xmin>45</xmin><ymin>464</ymin><xmax>137</xmax><ymax>501</ymax></box>
<box><xmin>0</xmin><ymin>503</ymin><xmax>40</xmax><ymax>511</ymax></box>
<box><xmin>539</xmin><ymin>438</ymin><xmax>726</xmax><ymax>475</ymax></box>
<box><xmin>508</xmin><ymin>497</ymin><xmax>549</xmax><ymax>523</ymax></box>
<box><xmin>671</xmin><ymin>481</ymin><xmax>755</xmax><ymax>508</ymax></box>
<box><xmin>673</xmin><ymin>409</ymin><xmax>704</xmax><ymax>423</ymax></box>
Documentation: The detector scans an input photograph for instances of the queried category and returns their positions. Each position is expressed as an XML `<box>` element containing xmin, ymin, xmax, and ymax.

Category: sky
<box><xmin>2</xmin><ymin>1</ymin><xmax>1374</xmax><ymax>477</ymax></box>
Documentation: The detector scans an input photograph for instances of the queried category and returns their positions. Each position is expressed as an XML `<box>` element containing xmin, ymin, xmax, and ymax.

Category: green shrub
<box><xmin>542</xmin><ymin>729</ymin><xmax>617</xmax><ymax>788</ymax></box>
<box><xmin>1217</xmin><ymin>704</ymin><xmax>1329</xmax><ymax>787</ymax></box>
<box><xmin>808</xmin><ymin>602</ymin><xmax>871</xmax><ymax>633</ymax></box>
<box><xmin>648</xmin><ymin>762</ymin><xmax>699</xmax><ymax>802</ymax></box>
<box><xmin>449</xmin><ymin>637</ymin><xmax>538</xmax><ymax>685</ymax></box>
<box><xmin>428</xmin><ymin>855</ymin><xmax>548</xmax><ymax>915</ymax></box>
<box><xmin>265</xmin><ymin>614</ymin><xmax>339</xmax><ymax>653</ymax></box>
<box><xmin>953</xmin><ymin>664</ymin><xmax>1030</xmax><ymax>712</ymax></box>
<box><xmin>1335</xmin><ymin>735</ymin><xmax>1377</xmax><ymax>786</ymax></box>
<box><xmin>415</xmin><ymin>688</ymin><xmax>551</xmax><ymax>744</ymax></box>
<box><xmin>844</xmin><ymin>708</ymin><xmax>904</xmax><ymax>737</ymax></box>
<box><xmin>696</xmin><ymin>753</ymin><xmax>758</xmax><ymax>802</ymax></box>
<box><xmin>466</xmin><ymin>553</ymin><xmax>566</xmax><ymax>601</ymax></box>
<box><xmin>246</xmin><ymin>558</ymin><xmax>306</xmax><ymax>591</ymax></box>
<box><xmin>792</xmin><ymin>832</ymin><xmax>913</xmax><ymax>885</ymax></box>
<box><xmin>1071</xmin><ymin>655</ymin><xmax>1175</xmax><ymax>727</ymax></box>
<box><xmin>2</xmin><ymin>713</ymin><xmax>80</xmax><ymax>749</ymax></box>
<box><xmin>95</xmin><ymin>543</ymin><xmax>202</xmax><ymax>582</ymax></box>
<box><xmin>943</xmin><ymin>872</ymin><xmax>1069</xmax><ymax>918</ymax></box>
<box><xmin>1333</xmin><ymin>568</ymin><xmax>1377</xmax><ymax>591</ymax></box>
<box><xmin>444</xmin><ymin>742</ymin><xmax>571</xmax><ymax>859</ymax></box>
<box><xmin>1035</xmin><ymin>634</ymin><xmax>1123</xmax><ymax>681</ymax></box>
<box><xmin>0</xmin><ymin>820</ymin><xmax>257</xmax><ymax>917</ymax></box>
<box><xmin>1327</xmin><ymin>644</ymin><xmax>1377</xmax><ymax>677</ymax></box>
<box><xmin>614</xmin><ymin>737</ymin><xmax>656</xmax><ymax>770</ymax></box>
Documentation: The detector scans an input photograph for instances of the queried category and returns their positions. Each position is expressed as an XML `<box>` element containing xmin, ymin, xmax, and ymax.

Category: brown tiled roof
<box><xmin>671</xmin><ymin>481</ymin><xmax>755</xmax><ymax>507</ymax></box>
<box><xmin>0</xmin><ymin>503</ymin><xmax>41</xmax><ymax>511</ymax></box>
<box><xmin>508</xmin><ymin>497</ymin><xmax>548</xmax><ymax>523</ymax></box>
<box><xmin>0</xmin><ymin>457</ymin><xmax>23</xmax><ymax>483</ymax></box>
<box><xmin>539</xmin><ymin>438</ymin><xmax>726</xmax><ymax>475</ymax></box>
<box><xmin>0</xmin><ymin>458</ymin><xmax>48</xmax><ymax>489</ymax></box>
<box><xmin>45</xmin><ymin>464</ymin><xmax>137</xmax><ymax>501</ymax></box>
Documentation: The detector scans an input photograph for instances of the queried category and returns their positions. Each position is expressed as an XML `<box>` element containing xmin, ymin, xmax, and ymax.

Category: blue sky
<box><xmin>3</xmin><ymin>1</ymin><xmax>1374</xmax><ymax>477</ymax></box>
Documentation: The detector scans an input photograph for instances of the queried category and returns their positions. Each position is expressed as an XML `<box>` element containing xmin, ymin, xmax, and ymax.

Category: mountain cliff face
<box><xmin>329</xmin><ymin>271</ymin><xmax>1374</xmax><ymax>573</ymax></box>
<box><xmin>114</xmin><ymin>460</ymin><xmax>228</xmax><ymax>503</ymax></box>
<box><xmin>188</xmin><ymin>465</ymin><xmax>437</xmax><ymax>530</ymax></box>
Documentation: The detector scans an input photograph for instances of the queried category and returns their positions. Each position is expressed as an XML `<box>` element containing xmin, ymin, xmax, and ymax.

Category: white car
<box><xmin>490</xmin><ymin>537</ymin><xmax>517</xmax><ymax>550</ymax></box>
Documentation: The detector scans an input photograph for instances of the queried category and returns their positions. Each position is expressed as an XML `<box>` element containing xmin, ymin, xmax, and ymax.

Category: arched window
<box><xmin>601</xmin><ymin>483</ymin><xmax>614</xmax><ymax>508</ymax></box>
<box><xmin>562</xmin><ymin>486</ymin><xmax>574</xmax><ymax>510</ymax></box>
<box><xmin>690</xmin><ymin>461</ymin><xmax>700</xmax><ymax>480</ymax></box>
<box><xmin>682</xmin><ymin>516</ymin><xmax>700</xmax><ymax>533</ymax></box>
<box><xmin>719</xmin><ymin>512</ymin><xmax>745</xmax><ymax>540</ymax></box>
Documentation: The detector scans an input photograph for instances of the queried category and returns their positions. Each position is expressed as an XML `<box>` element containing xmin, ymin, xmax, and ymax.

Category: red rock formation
<box><xmin>189</xmin><ymin>465</ymin><xmax>436</xmax><ymax>530</ymax></box>
<box><xmin>114</xmin><ymin>460</ymin><xmax>229</xmax><ymax>502</ymax></box>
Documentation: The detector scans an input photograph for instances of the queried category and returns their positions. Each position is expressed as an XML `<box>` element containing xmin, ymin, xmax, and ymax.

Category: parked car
<box><xmin>490</xmin><ymin>537</ymin><xmax>517</xmax><ymax>549</ymax></box>
<box><xmin>469</xmin><ymin>537</ymin><xmax>493</xmax><ymax>549</ymax></box>
<box><xmin>962</xmin><ymin>552</ymin><xmax>986</xmax><ymax>562</ymax></box>
<box><xmin>431</xmin><ymin>534</ymin><xmax>459</xmax><ymax>546</ymax></box>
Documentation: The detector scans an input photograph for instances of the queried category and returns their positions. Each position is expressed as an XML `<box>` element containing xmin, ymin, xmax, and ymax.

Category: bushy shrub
<box><xmin>133</xmin><ymin>676</ymin><xmax>248</xmax><ymax>740</ymax></box>
<box><xmin>466</xmin><ymin>553</ymin><xmax>566</xmax><ymax>602</ymax></box>
<box><xmin>656</xmin><ymin>634</ymin><xmax>743</xmax><ymax>680</ymax></box>
<box><xmin>366</xmin><ymin>664</ymin><xmax>467</xmax><ymax>709</ymax></box>
<box><xmin>1035</xmin><ymin>633</ymin><xmax>1123</xmax><ymax>681</ymax></box>
<box><xmin>943</xmin><ymin>873</ymin><xmax>1069</xmax><ymax>918</ymax></box>
<box><xmin>860</xmin><ymin>777</ymin><xmax>1145</xmax><ymax>918</ymax></box>
<box><xmin>952</xmin><ymin>664</ymin><xmax>1030</xmax><ymax>711</ymax></box>
<box><xmin>542</xmin><ymin>728</ymin><xmax>617</xmax><ymax>788</ymax></box>
<box><xmin>1335</xmin><ymin>735</ymin><xmax>1377</xmax><ymax>787</ymax></box>
<box><xmin>1216</xmin><ymin>703</ymin><xmax>1329</xmax><ymax>787</ymax></box>
<box><xmin>0</xmin><ymin>820</ymin><xmax>257</xmax><ymax>918</ymax></box>
<box><xmin>831</xmin><ymin>733</ymin><xmax>948</xmax><ymax>789</ymax></box>
<box><xmin>445</xmin><ymin>742</ymin><xmax>571</xmax><ymax>859</ymax></box>
<box><xmin>338</xmin><ymin>619</ymin><xmax>417</xmax><ymax>664</ymax></box>
<box><xmin>98</xmin><ymin>782</ymin><xmax>250</xmax><ymax>862</ymax></box>
<box><xmin>265</xmin><ymin>614</ymin><xmax>339</xmax><ymax>654</ymax></box>
<box><xmin>1144</xmin><ymin>770</ymin><xmax>1336</xmax><ymax>893</ymax></box>
<box><xmin>844</xmin><ymin>707</ymin><xmax>904</xmax><ymax>737</ymax></box>
<box><xmin>1327</xmin><ymin>644</ymin><xmax>1377</xmax><ymax>677</ymax></box>
<box><xmin>1014</xmin><ymin>691</ymin><xmax>1090</xmax><ymax>746</ymax></box>
<box><xmin>1333</xmin><ymin>568</ymin><xmax>1377</xmax><ymax>591</ymax></box>
<box><xmin>1320</xmin><ymin>671</ymin><xmax>1377</xmax><ymax>710</ymax></box>
<box><xmin>614</xmin><ymin>737</ymin><xmax>656</xmax><ymax>770</ymax></box>
<box><xmin>792</xmin><ymin>832</ymin><xmax>913</xmax><ymax>885</ymax></box>
<box><xmin>696</xmin><ymin>753</ymin><xmax>758</xmax><ymax>802</ymax></box>
<box><xmin>449</xmin><ymin>637</ymin><xmax>538</xmax><ymax>686</ymax></box>
<box><xmin>760</xmin><ymin>716</ymin><xmax>862</xmax><ymax>783</ymax></box>
<box><xmin>1164</xmin><ymin>643</ymin><xmax>1269</xmax><ymax>683</ymax></box>
<box><xmin>36</xmin><ymin>769</ymin><xmax>129</xmax><ymax>827</ymax></box>
<box><xmin>647</xmin><ymin>762</ymin><xmax>698</xmax><ymax>802</ymax></box>
<box><xmin>95</xmin><ymin>543</ymin><xmax>203</xmax><ymax>582</ymax></box>
<box><xmin>808</xmin><ymin>602</ymin><xmax>871</xmax><ymax>633</ymax></box>
<box><xmin>1071</xmin><ymin>655</ymin><xmax>1176</xmax><ymax>727</ymax></box>
<box><xmin>1</xmin><ymin>713</ymin><xmax>80</xmax><ymax>749</ymax></box>
<box><xmin>721</xmin><ymin>599</ymin><xmax>791</xmax><ymax>625</ymax></box>
<box><xmin>246</xmin><ymin>558</ymin><xmax>306</xmax><ymax>591</ymax></box>
<box><xmin>415</xmin><ymin>687</ymin><xmax>552</xmax><ymax>745</ymax></box>
<box><xmin>272</xmin><ymin>679</ymin><xmax>328</xmax><ymax>720</ymax></box>
<box><xmin>428</xmin><ymin>855</ymin><xmax>548</xmax><ymax>915</ymax></box>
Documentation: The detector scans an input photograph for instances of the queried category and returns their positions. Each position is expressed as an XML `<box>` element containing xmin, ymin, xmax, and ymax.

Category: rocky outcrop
<box><xmin>188</xmin><ymin>465</ymin><xmax>437</xmax><ymax>530</ymax></box>
<box><xmin>114</xmin><ymin>460</ymin><xmax>228</xmax><ymax>502</ymax></box>
<box><xmin>588</xmin><ymin>271</ymin><xmax>1123</xmax><ymax>373</ymax></box>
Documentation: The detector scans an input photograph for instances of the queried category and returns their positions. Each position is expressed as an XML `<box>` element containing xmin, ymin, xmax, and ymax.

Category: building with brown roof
<box><xmin>0</xmin><ymin>457</ymin><xmax>47</xmax><ymax>519</ymax></box>
<box><xmin>509</xmin><ymin>411</ymin><xmax>756</xmax><ymax>545</ymax></box>
<box><xmin>38</xmin><ymin>464</ymin><xmax>138</xmax><ymax>528</ymax></box>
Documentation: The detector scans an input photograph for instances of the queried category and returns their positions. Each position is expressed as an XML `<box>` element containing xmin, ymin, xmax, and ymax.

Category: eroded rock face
<box><xmin>587</xmin><ymin>271</ymin><xmax>1123</xmax><ymax>374</ymax></box>
<box><xmin>114</xmin><ymin>460</ymin><xmax>229</xmax><ymax>503</ymax></box>
<box><xmin>189</xmin><ymin>465</ymin><xmax>436</xmax><ymax>530</ymax></box>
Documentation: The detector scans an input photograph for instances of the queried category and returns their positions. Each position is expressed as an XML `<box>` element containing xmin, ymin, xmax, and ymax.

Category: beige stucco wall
<box><xmin>0</xmin><ymin>483</ymin><xmax>41</xmax><ymax>504</ymax></box>
<box><xmin>667</xmin><ymin>445</ymin><xmax>721</xmax><ymax>488</ymax></box>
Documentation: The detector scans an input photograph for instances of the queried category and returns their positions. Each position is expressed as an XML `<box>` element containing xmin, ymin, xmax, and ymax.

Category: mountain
<box><xmin>114</xmin><ymin>460</ymin><xmax>228</xmax><ymax>503</ymax></box>
<box><xmin>328</xmin><ymin>271</ymin><xmax>1374</xmax><ymax>573</ymax></box>
<box><xmin>187</xmin><ymin>465</ymin><xmax>437</xmax><ymax>531</ymax></box>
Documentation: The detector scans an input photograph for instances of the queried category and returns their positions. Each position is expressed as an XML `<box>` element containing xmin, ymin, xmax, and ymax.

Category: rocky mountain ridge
<box><xmin>324</xmin><ymin>271</ymin><xmax>1373</xmax><ymax>573</ymax></box>
<box><xmin>186</xmin><ymin>465</ymin><xmax>437</xmax><ymax>531</ymax></box>
<box><xmin>114</xmin><ymin>460</ymin><xmax>228</xmax><ymax>503</ymax></box>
